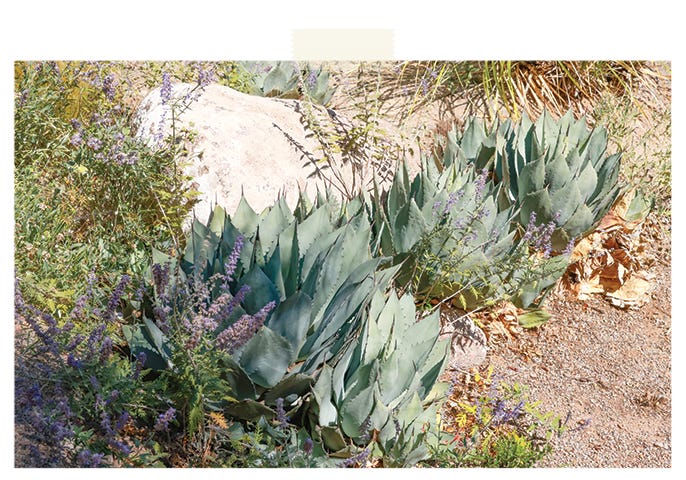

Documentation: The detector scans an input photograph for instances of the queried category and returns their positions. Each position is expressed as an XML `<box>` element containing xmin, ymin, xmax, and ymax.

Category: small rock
<box><xmin>444</xmin><ymin>313</ymin><xmax>487</xmax><ymax>371</ymax></box>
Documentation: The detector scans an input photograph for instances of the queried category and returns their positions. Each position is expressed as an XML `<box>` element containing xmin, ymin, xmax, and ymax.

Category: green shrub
<box><xmin>14</xmin><ymin>61</ymin><xmax>198</xmax><ymax>311</ymax></box>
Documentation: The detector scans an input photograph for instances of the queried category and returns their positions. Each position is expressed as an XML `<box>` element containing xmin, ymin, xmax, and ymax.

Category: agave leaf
<box><xmin>394</xmin><ymin>392</ymin><xmax>423</xmax><ymax>429</ymax></box>
<box><xmin>263</xmin><ymin>373</ymin><xmax>315</xmax><ymax>405</ymax></box>
<box><xmin>300</xmin><ymin>227</ymin><xmax>340</xmax><ymax>292</ymax></box>
<box><xmin>236</xmin><ymin>264</ymin><xmax>280</xmax><ymax>315</ymax></box>
<box><xmin>561</xmin><ymin>204</ymin><xmax>595</xmax><ymax>241</ymax></box>
<box><xmin>311</xmin><ymin>218</ymin><xmax>371</xmax><ymax>318</ymax></box>
<box><xmin>231</xmin><ymin>194</ymin><xmax>259</xmax><ymax>236</ymax></box>
<box><xmin>320</xmin><ymin>426</ymin><xmax>347</xmax><ymax>451</ymax></box>
<box><xmin>416</xmin><ymin>341</ymin><xmax>450</xmax><ymax>399</ymax></box>
<box><xmin>624</xmin><ymin>189</ymin><xmax>652</xmax><ymax>222</ymax></box>
<box><xmin>517</xmin><ymin>154</ymin><xmax>546</xmax><ymax>197</ymax></box>
<box><xmin>545</xmin><ymin>154</ymin><xmax>572</xmax><ymax>193</ymax></box>
<box><xmin>519</xmin><ymin>189</ymin><xmax>554</xmax><ymax>227</ymax></box>
<box><xmin>340</xmin><ymin>381</ymin><xmax>375</xmax><ymax>439</ymax></box>
<box><xmin>362</xmin><ymin>293</ymin><xmax>392</xmax><ymax>365</ymax></box>
<box><xmin>388</xmin><ymin>163</ymin><xmax>411</xmax><ymax>217</ymax></box>
<box><xmin>395</xmin><ymin>199</ymin><xmax>427</xmax><ymax>253</ymax></box>
<box><xmin>589</xmin><ymin>152</ymin><xmax>621</xmax><ymax>204</ymax></box>
<box><xmin>300</xmin><ymin>264</ymin><xmax>377</xmax><ymax>367</ymax></box>
<box><xmin>312</xmin><ymin>364</ymin><xmax>338</xmax><ymax>426</ymax></box>
<box><xmin>564</xmin><ymin>148</ymin><xmax>583</xmax><ymax>177</ymax></box>
<box><xmin>378</xmin><ymin>349</ymin><xmax>417</xmax><ymax>406</ymax></box>
<box><xmin>122</xmin><ymin>323</ymin><xmax>170</xmax><ymax>371</ymax></box>
<box><xmin>208</xmin><ymin>204</ymin><xmax>227</xmax><ymax>237</ymax></box>
<box><xmin>235</xmin><ymin>327</ymin><xmax>293</xmax><ymax>388</ymax></box>
<box><xmin>584</xmin><ymin>128</ymin><xmax>609</xmax><ymax>166</ymax></box>
<box><xmin>256</xmin><ymin>196</ymin><xmax>293</xmax><ymax>257</ymax></box>
<box><xmin>220</xmin><ymin>354</ymin><xmax>257</xmax><ymax>401</ymax></box>
<box><xmin>422</xmin><ymin>379</ymin><xmax>451</xmax><ymax>407</ymax></box>
<box><xmin>369</xmin><ymin>385</ymin><xmax>392</xmax><ymax>433</ymax></box>
<box><xmin>576</xmin><ymin>161</ymin><xmax>599</xmax><ymax>202</ymax></box>
<box><xmin>460</xmin><ymin>117</ymin><xmax>487</xmax><ymax>161</ymax></box>
<box><xmin>550</xmin><ymin>181</ymin><xmax>583</xmax><ymax>225</ymax></box>
<box><xmin>224</xmin><ymin>398</ymin><xmax>276</xmax><ymax>422</ymax></box>
<box><xmin>331</xmin><ymin>345</ymin><xmax>355</xmax><ymax>404</ymax></box>
<box><xmin>262</xmin><ymin>64</ymin><xmax>289</xmax><ymax>96</ymax></box>
<box><xmin>511</xmin><ymin>255</ymin><xmax>569</xmax><ymax>307</ymax></box>
<box><xmin>266</xmin><ymin>291</ymin><xmax>313</xmax><ymax>356</ymax></box>
<box><xmin>278</xmin><ymin>223</ymin><xmax>300</xmax><ymax>297</ymax></box>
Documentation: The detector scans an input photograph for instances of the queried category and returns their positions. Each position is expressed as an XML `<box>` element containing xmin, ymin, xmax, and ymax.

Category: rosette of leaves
<box><xmin>365</xmin><ymin>157</ymin><xmax>527</xmax><ymax>309</ymax></box>
<box><xmin>308</xmin><ymin>289</ymin><xmax>450</xmax><ymax>466</ymax></box>
<box><xmin>124</xmin><ymin>192</ymin><xmax>397</xmax><ymax>424</ymax></box>
<box><xmin>438</xmin><ymin>110</ymin><xmax>622</xmax><ymax>251</ymax></box>
<box><xmin>238</xmin><ymin>61</ymin><xmax>336</xmax><ymax>105</ymax></box>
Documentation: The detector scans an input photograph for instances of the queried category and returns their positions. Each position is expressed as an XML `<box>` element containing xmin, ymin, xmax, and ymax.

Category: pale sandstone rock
<box><xmin>134</xmin><ymin>82</ymin><xmax>391</xmax><ymax>225</ymax></box>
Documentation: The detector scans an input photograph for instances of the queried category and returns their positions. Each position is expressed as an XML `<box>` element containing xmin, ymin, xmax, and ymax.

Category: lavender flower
<box><xmin>90</xmin><ymin>376</ymin><xmax>102</xmax><ymax>392</ymax></box>
<box><xmin>68</xmin><ymin>132</ymin><xmax>83</xmax><ymax>146</ymax></box>
<box><xmin>154</xmin><ymin>407</ymin><xmax>176</xmax><ymax>432</ymax></box>
<box><xmin>224</xmin><ymin>235</ymin><xmax>244</xmax><ymax>283</ymax></box>
<box><xmin>303</xmin><ymin>438</ymin><xmax>314</xmax><ymax>455</ymax></box>
<box><xmin>420</xmin><ymin>77</ymin><xmax>429</xmax><ymax>96</ymax></box>
<box><xmin>86</xmin><ymin>136</ymin><xmax>102</xmax><ymax>151</ymax></box>
<box><xmin>492</xmin><ymin>399</ymin><xmax>525</xmax><ymax>426</ymax></box>
<box><xmin>160</xmin><ymin>72</ymin><xmax>173</xmax><ymax>105</ymax></box>
<box><xmin>474</xmin><ymin>168</ymin><xmax>489</xmax><ymax>200</ymax></box>
<box><xmin>215</xmin><ymin>301</ymin><xmax>276</xmax><ymax>354</ymax></box>
<box><xmin>71</xmin><ymin>293</ymin><xmax>89</xmax><ymax>320</ymax></box>
<box><xmin>359</xmin><ymin>415</ymin><xmax>372</xmax><ymax>443</ymax></box>
<box><xmin>338</xmin><ymin>447</ymin><xmax>370</xmax><ymax>468</ymax></box>
<box><xmin>275</xmin><ymin>397</ymin><xmax>289</xmax><ymax>430</ymax></box>
<box><xmin>96</xmin><ymin>398</ymin><xmax>131</xmax><ymax>455</ymax></box>
<box><xmin>115</xmin><ymin>411</ymin><xmax>130</xmax><ymax>431</ymax></box>
<box><xmin>67</xmin><ymin>353</ymin><xmax>83</xmax><ymax>370</ymax></box>
<box><xmin>152</xmin><ymin>262</ymin><xmax>169</xmax><ymax>290</ymax></box>
<box><xmin>86</xmin><ymin>323</ymin><xmax>106</xmax><ymax>357</ymax></box>
<box><xmin>102</xmin><ymin>73</ymin><xmax>116</xmax><ymax>101</ymax></box>
<box><xmin>105</xmin><ymin>274</ymin><xmax>130</xmax><ymax>321</ymax></box>
<box><xmin>306</xmin><ymin>69</ymin><xmax>318</xmax><ymax>90</ymax></box>
<box><xmin>443</xmin><ymin>190</ymin><xmax>464</xmax><ymax>216</ymax></box>
<box><xmin>132</xmin><ymin>351</ymin><xmax>147</xmax><ymax>380</ymax></box>
<box><xmin>195</xmin><ymin>62</ymin><xmax>215</xmax><ymax>88</ymax></box>
<box><xmin>65</xmin><ymin>334</ymin><xmax>85</xmax><ymax>352</ymax></box>
<box><xmin>125</xmin><ymin>151</ymin><xmax>139</xmax><ymax>165</ymax></box>
<box><xmin>77</xmin><ymin>449</ymin><xmax>105</xmax><ymax>468</ymax></box>
<box><xmin>99</xmin><ymin>336</ymin><xmax>113</xmax><ymax>363</ymax></box>
<box><xmin>18</xmin><ymin>88</ymin><xmax>29</xmax><ymax>106</ymax></box>
<box><xmin>70</xmin><ymin>118</ymin><xmax>82</xmax><ymax>131</ymax></box>
<box><xmin>153</xmin><ymin>305</ymin><xmax>171</xmax><ymax>333</ymax></box>
<box><xmin>393</xmin><ymin>416</ymin><xmax>402</xmax><ymax>438</ymax></box>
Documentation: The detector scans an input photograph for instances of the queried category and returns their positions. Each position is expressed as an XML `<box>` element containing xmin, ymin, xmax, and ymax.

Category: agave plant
<box><xmin>308</xmin><ymin>289</ymin><xmax>449</xmax><ymax>466</ymax></box>
<box><xmin>238</xmin><ymin>61</ymin><xmax>336</xmax><ymax>105</ymax></box>
<box><xmin>439</xmin><ymin>110</ymin><xmax>622</xmax><ymax>251</ymax></box>
<box><xmin>125</xmin><ymin>192</ymin><xmax>397</xmax><ymax>417</ymax></box>
<box><xmin>365</xmin><ymin>156</ymin><xmax>550</xmax><ymax>309</ymax></box>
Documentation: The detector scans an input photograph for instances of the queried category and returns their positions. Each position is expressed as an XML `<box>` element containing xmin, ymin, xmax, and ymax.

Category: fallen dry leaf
<box><xmin>606</xmin><ymin>274</ymin><xmax>654</xmax><ymax>309</ymax></box>
<box><xmin>559</xmin><ymin>189</ymin><xmax>654</xmax><ymax>307</ymax></box>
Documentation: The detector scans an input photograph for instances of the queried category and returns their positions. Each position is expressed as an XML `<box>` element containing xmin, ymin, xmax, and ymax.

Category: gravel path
<box><xmin>487</xmin><ymin>232</ymin><xmax>671</xmax><ymax>467</ymax></box>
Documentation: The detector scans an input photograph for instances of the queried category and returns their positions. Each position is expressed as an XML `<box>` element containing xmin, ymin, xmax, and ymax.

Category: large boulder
<box><xmin>134</xmin><ymin>83</ymin><xmax>392</xmax><ymax>225</ymax></box>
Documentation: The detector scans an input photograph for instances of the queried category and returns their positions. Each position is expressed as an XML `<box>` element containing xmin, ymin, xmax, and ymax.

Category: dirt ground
<box><xmin>487</xmin><ymin>226</ymin><xmax>671</xmax><ymax>467</ymax></box>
